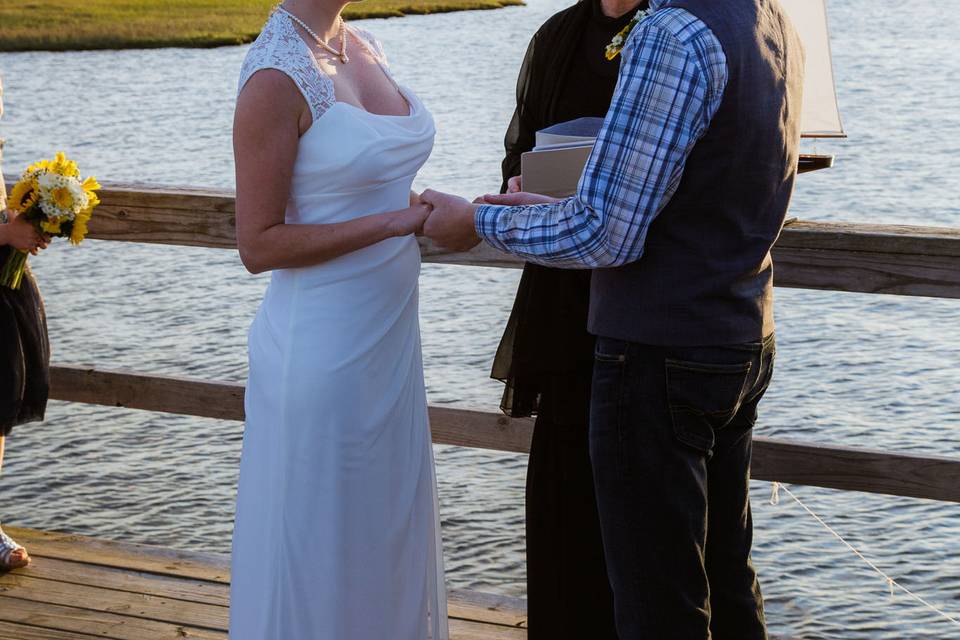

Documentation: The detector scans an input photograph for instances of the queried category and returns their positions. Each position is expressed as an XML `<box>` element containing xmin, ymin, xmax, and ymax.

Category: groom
<box><xmin>421</xmin><ymin>0</ymin><xmax>803</xmax><ymax>637</ymax></box>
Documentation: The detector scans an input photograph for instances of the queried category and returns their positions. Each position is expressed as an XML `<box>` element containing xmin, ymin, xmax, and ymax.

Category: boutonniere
<box><xmin>605</xmin><ymin>8</ymin><xmax>652</xmax><ymax>61</ymax></box>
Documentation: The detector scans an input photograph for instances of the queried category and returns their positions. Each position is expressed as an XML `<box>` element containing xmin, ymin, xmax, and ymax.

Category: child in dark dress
<box><xmin>0</xmin><ymin>77</ymin><xmax>51</xmax><ymax>570</ymax></box>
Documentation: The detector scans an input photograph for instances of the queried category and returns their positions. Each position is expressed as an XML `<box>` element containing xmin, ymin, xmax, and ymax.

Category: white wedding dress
<box><xmin>230</xmin><ymin>11</ymin><xmax>447</xmax><ymax>639</ymax></box>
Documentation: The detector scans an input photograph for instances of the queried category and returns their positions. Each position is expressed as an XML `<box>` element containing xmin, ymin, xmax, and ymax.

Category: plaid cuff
<box><xmin>474</xmin><ymin>204</ymin><xmax>509</xmax><ymax>252</ymax></box>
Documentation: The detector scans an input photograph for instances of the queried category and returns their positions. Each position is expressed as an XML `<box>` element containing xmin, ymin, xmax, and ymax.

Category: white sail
<box><xmin>780</xmin><ymin>0</ymin><xmax>846</xmax><ymax>138</ymax></box>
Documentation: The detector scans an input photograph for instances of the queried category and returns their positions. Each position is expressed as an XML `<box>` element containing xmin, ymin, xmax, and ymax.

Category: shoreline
<box><xmin>0</xmin><ymin>0</ymin><xmax>525</xmax><ymax>53</ymax></box>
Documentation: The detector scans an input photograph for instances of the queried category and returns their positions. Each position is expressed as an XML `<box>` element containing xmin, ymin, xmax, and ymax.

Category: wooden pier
<box><xmin>0</xmin><ymin>527</ymin><xmax>527</xmax><ymax>639</ymax></box>
<box><xmin>1</xmin><ymin>184</ymin><xmax>959</xmax><ymax>637</ymax></box>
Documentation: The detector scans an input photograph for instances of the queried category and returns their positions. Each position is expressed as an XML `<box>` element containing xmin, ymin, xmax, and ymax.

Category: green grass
<box><xmin>0</xmin><ymin>0</ymin><xmax>524</xmax><ymax>52</ymax></box>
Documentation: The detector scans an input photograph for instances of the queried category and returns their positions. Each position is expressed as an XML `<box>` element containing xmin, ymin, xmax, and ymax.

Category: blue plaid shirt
<box><xmin>475</xmin><ymin>0</ymin><xmax>728</xmax><ymax>268</ymax></box>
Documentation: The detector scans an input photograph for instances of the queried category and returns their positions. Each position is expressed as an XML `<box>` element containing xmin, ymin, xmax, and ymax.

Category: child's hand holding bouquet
<box><xmin>1</xmin><ymin>152</ymin><xmax>100</xmax><ymax>289</ymax></box>
<box><xmin>0</xmin><ymin>209</ymin><xmax>49</xmax><ymax>255</ymax></box>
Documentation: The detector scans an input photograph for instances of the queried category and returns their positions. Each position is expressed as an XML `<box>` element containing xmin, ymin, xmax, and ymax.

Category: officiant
<box><xmin>490</xmin><ymin>0</ymin><xmax>648</xmax><ymax>637</ymax></box>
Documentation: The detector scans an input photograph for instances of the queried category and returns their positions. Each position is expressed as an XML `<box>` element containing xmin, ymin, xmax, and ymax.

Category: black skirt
<box><xmin>491</xmin><ymin>263</ymin><xmax>595</xmax><ymax>417</ymax></box>
<box><xmin>0</xmin><ymin>245</ymin><xmax>50</xmax><ymax>436</ymax></box>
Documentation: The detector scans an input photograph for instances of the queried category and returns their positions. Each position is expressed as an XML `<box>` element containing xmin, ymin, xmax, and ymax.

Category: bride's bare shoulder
<box><xmin>347</xmin><ymin>25</ymin><xmax>388</xmax><ymax>63</ymax></box>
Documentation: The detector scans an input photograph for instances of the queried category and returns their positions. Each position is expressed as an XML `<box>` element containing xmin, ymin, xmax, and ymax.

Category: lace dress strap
<box><xmin>238</xmin><ymin>11</ymin><xmax>335</xmax><ymax>122</ymax></box>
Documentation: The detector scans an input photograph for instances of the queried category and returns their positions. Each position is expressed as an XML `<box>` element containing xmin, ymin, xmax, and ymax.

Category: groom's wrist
<box><xmin>474</xmin><ymin>204</ymin><xmax>505</xmax><ymax>251</ymax></box>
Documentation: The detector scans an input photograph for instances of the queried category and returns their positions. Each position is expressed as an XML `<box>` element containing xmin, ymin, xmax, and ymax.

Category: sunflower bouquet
<box><xmin>1</xmin><ymin>152</ymin><xmax>100</xmax><ymax>289</ymax></box>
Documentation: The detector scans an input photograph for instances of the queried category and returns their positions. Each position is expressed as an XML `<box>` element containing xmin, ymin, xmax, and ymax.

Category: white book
<box><xmin>534</xmin><ymin>117</ymin><xmax>604</xmax><ymax>149</ymax></box>
<box><xmin>521</xmin><ymin>117</ymin><xmax>603</xmax><ymax>198</ymax></box>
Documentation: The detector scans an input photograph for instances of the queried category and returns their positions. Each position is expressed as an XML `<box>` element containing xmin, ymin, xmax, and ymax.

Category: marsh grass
<box><xmin>0</xmin><ymin>0</ymin><xmax>523</xmax><ymax>51</ymax></box>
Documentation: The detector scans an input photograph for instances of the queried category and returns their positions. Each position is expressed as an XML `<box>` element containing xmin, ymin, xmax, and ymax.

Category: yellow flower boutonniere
<box><xmin>605</xmin><ymin>8</ymin><xmax>652</xmax><ymax>61</ymax></box>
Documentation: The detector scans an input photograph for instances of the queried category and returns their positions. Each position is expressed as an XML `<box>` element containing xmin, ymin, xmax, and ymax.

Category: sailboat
<box><xmin>781</xmin><ymin>0</ymin><xmax>846</xmax><ymax>173</ymax></box>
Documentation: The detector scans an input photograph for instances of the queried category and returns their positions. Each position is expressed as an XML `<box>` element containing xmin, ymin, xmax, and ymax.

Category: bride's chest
<box><xmin>291</xmin><ymin>102</ymin><xmax>435</xmax><ymax>190</ymax></box>
<box><xmin>315</xmin><ymin>56</ymin><xmax>411</xmax><ymax>118</ymax></box>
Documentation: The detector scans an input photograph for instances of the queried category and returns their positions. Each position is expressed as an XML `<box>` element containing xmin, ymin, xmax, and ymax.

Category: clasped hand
<box><xmin>405</xmin><ymin>181</ymin><xmax>558</xmax><ymax>252</ymax></box>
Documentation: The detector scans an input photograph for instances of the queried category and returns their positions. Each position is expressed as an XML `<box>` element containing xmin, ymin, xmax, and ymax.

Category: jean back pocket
<box><xmin>665</xmin><ymin>358</ymin><xmax>753</xmax><ymax>455</ymax></box>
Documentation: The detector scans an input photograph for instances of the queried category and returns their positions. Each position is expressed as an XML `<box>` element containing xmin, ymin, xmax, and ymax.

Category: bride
<box><xmin>230</xmin><ymin>1</ymin><xmax>447</xmax><ymax>637</ymax></box>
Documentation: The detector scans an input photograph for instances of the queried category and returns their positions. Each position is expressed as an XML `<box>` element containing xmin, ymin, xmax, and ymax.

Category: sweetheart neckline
<box><xmin>299</xmin><ymin>83</ymin><xmax>423</xmax><ymax>140</ymax></box>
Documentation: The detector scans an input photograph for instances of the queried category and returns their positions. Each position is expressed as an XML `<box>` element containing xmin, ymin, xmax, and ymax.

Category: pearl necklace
<box><xmin>277</xmin><ymin>5</ymin><xmax>349</xmax><ymax>64</ymax></box>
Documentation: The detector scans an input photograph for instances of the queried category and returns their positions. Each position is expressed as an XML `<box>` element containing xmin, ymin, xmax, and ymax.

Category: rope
<box><xmin>769</xmin><ymin>481</ymin><xmax>960</xmax><ymax>629</ymax></box>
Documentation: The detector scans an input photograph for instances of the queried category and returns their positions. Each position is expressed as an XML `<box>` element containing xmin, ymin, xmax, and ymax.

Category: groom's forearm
<box><xmin>475</xmin><ymin>198</ymin><xmax>620</xmax><ymax>269</ymax></box>
<box><xmin>474</xmin><ymin>14</ymin><xmax>724</xmax><ymax>271</ymax></box>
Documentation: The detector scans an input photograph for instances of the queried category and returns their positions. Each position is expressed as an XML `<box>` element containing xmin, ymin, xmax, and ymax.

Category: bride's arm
<box><xmin>233</xmin><ymin>70</ymin><xmax>431</xmax><ymax>275</ymax></box>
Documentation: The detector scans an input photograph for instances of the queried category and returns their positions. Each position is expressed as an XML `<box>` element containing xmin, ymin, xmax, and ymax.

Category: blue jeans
<box><xmin>589</xmin><ymin>335</ymin><xmax>775</xmax><ymax>639</ymax></box>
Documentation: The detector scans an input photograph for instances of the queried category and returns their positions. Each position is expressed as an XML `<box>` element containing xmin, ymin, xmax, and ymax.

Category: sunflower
<box><xmin>41</xmin><ymin>217</ymin><xmax>63</xmax><ymax>235</ymax></box>
<box><xmin>7</xmin><ymin>177</ymin><xmax>36</xmax><ymax>214</ymax></box>
<box><xmin>49</xmin><ymin>151</ymin><xmax>80</xmax><ymax>178</ymax></box>
<box><xmin>82</xmin><ymin>176</ymin><xmax>101</xmax><ymax>201</ymax></box>
<box><xmin>69</xmin><ymin>213</ymin><xmax>89</xmax><ymax>245</ymax></box>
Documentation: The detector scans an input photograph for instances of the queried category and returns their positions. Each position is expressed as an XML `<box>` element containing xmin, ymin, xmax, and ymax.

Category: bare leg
<box><xmin>0</xmin><ymin>435</ymin><xmax>30</xmax><ymax>569</ymax></box>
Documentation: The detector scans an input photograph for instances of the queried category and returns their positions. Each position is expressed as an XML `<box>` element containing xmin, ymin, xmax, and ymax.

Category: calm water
<box><xmin>1</xmin><ymin>1</ymin><xmax>959</xmax><ymax>637</ymax></box>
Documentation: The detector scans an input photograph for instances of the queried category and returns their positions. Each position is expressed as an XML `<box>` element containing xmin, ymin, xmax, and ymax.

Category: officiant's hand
<box><xmin>475</xmin><ymin>192</ymin><xmax>560</xmax><ymax>206</ymax></box>
<box><xmin>506</xmin><ymin>175</ymin><xmax>522</xmax><ymax>193</ymax></box>
<box><xmin>419</xmin><ymin>190</ymin><xmax>481</xmax><ymax>252</ymax></box>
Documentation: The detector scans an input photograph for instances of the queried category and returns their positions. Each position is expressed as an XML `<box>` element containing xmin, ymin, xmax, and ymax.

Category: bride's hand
<box><xmin>387</xmin><ymin>203</ymin><xmax>433</xmax><ymax>237</ymax></box>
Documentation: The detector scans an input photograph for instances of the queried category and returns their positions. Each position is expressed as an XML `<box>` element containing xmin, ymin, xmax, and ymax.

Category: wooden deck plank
<box><xmin>0</xmin><ymin>586</ymin><xmax>524</xmax><ymax>640</ymax></box>
<box><xmin>8</xmin><ymin>557</ymin><xmax>529</xmax><ymax>629</ymax></box>
<box><xmin>1</xmin><ymin>528</ymin><xmax>527</xmax><ymax>637</ymax></box>
<box><xmin>0</xmin><ymin>605</ymin><xmax>526</xmax><ymax>640</ymax></box>
<box><xmin>449</xmin><ymin>617</ymin><xmax>527</xmax><ymax>640</ymax></box>
<box><xmin>0</xmin><ymin>572</ymin><xmax>227</xmax><ymax>631</ymax></box>
<box><xmin>5</xmin><ymin>527</ymin><xmax>229</xmax><ymax>584</ymax></box>
<box><xmin>447</xmin><ymin>589</ymin><xmax>527</xmax><ymax>628</ymax></box>
<box><xmin>0</xmin><ymin>596</ymin><xmax>226</xmax><ymax>640</ymax></box>
<box><xmin>2</xmin><ymin>565</ymin><xmax>528</xmax><ymax>632</ymax></box>
<box><xmin>9</xmin><ymin>556</ymin><xmax>229</xmax><ymax>607</ymax></box>
<box><xmin>0</xmin><ymin>620</ymin><xmax>102</xmax><ymax>640</ymax></box>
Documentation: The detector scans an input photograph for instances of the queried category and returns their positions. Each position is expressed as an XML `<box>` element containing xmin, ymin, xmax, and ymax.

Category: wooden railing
<box><xmin>25</xmin><ymin>184</ymin><xmax>960</xmax><ymax>505</ymax></box>
<box><xmin>73</xmin><ymin>185</ymin><xmax>960</xmax><ymax>298</ymax></box>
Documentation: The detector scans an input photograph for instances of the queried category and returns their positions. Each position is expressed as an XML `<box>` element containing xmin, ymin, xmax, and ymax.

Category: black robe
<box><xmin>489</xmin><ymin>3</ymin><xmax>645</xmax><ymax>638</ymax></box>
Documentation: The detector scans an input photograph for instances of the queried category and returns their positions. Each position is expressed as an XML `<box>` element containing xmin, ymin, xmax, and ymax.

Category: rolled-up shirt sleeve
<box><xmin>475</xmin><ymin>10</ymin><xmax>727</xmax><ymax>269</ymax></box>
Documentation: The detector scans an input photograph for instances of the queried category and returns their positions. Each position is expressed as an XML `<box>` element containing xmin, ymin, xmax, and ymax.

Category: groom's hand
<box><xmin>419</xmin><ymin>189</ymin><xmax>482</xmax><ymax>252</ymax></box>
